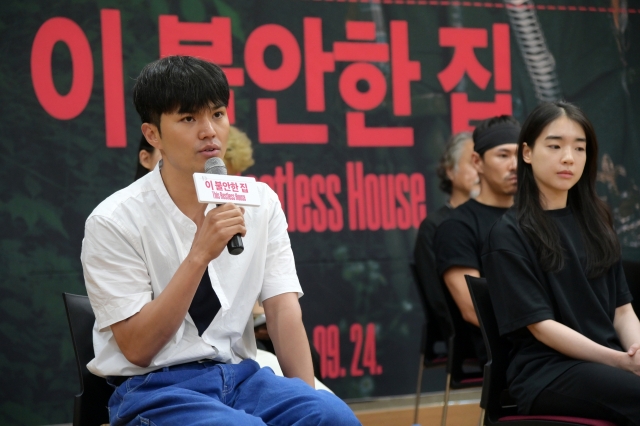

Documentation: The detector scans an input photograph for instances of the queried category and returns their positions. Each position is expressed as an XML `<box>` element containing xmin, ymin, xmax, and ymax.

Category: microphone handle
<box><xmin>227</xmin><ymin>233</ymin><xmax>244</xmax><ymax>255</ymax></box>
<box><xmin>215</xmin><ymin>203</ymin><xmax>244</xmax><ymax>255</ymax></box>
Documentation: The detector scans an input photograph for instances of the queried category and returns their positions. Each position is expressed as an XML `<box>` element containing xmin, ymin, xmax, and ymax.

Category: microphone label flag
<box><xmin>193</xmin><ymin>173</ymin><xmax>262</xmax><ymax>207</ymax></box>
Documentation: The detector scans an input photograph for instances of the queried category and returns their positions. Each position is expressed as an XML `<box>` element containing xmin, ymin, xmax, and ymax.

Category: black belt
<box><xmin>107</xmin><ymin>359</ymin><xmax>222</xmax><ymax>388</ymax></box>
<box><xmin>109</xmin><ymin>375</ymin><xmax>128</xmax><ymax>387</ymax></box>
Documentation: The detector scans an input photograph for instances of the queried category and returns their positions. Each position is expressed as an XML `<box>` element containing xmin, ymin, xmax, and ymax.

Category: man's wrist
<box><xmin>185</xmin><ymin>250</ymin><xmax>211</xmax><ymax>270</ymax></box>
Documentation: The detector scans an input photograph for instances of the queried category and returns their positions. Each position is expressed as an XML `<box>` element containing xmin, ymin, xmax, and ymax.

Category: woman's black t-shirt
<box><xmin>482</xmin><ymin>207</ymin><xmax>632</xmax><ymax>414</ymax></box>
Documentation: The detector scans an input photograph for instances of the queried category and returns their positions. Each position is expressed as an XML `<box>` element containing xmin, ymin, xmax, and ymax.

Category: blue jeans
<box><xmin>107</xmin><ymin>359</ymin><xmax>361</xmax><ymax>425</ymax></box>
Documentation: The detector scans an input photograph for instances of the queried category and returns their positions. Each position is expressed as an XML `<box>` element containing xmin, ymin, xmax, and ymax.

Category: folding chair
<box><xmin>411</xmin><ymin>263</ymin><xmax>449</xmax><ymax>424</ymax></box>
<box><xmin>440</xmin><ymin>280</ymin><xmax>484</xmax><ymax>426</ymax></box>
<box><xmin>465</xmin><ymin>276</ymin><xmax>617</xmax><ymax>426</ymax></box>
<box><xmin>411</xmin><ymin>264</ymin><xmax>483</xmax><ymax>426</ymax></box>
<box><xmin>62</xmin><ymin>293</ymin><xmax>112</xmax><ymax>426</ymax></box>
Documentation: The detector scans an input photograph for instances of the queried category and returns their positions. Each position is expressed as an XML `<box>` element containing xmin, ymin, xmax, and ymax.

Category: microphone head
<box><xmin>204</xmin><ymin>157</ymin><xmax>227</xmax><ymax>175</ymax></box>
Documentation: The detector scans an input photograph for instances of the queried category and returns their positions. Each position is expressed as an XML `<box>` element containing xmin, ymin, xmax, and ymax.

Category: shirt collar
<box><xmin>149</xmin><ymin>159</ymin><xmax>198</xmax><ymax>234</ymax></box>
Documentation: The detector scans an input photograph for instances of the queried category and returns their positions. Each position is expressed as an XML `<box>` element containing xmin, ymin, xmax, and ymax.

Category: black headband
<box><xmin>474</xmin><ymin>123</ymin><xmax>520</xmax><ymax>155</ymax></box>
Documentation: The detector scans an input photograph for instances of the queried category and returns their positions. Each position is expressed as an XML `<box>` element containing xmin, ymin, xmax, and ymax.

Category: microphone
<box><xmin>204</xmin><ymin>157</ymin><xmax>244</xmax><ymax>255</ymax></box>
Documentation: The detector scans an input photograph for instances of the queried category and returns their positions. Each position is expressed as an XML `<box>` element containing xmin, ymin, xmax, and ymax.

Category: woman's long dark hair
<box><xmin>516</xmin><ymin>101</ymin><xmax>620</xmax><ymax>278</ymax></box>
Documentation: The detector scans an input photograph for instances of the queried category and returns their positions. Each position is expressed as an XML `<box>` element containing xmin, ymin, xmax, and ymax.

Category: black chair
<box><xmin>622</xmin><ymin>260</ymin><xmax>640</xmax><ymax>317</ymax></box>
<box><xmin>62</xmin><ymin>293</ymin><xmax>112</xmax><ymax>426</ymax></box>
<box><xmin>411</xmin><ymin>264</ymin><xmax>483</xmax><ymax>426</ymax></box>
<box><xmin>465</xmin><ymin>276</ymin><xmax>617</xmax><ymax>426</ymax></box>
<box><xmin>410</xmin><ymin>263</ymin><xmax>449</xmax><ymax>424</ymax></box>
<box><xmin>440</xmin><ymin>276</ymin><xmax>484</xmax><ymax>426</ymax></box>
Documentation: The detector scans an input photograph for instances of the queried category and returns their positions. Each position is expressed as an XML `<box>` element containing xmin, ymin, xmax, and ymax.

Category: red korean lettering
<box><xmin>101</xmin><ymin>10</ymin><xmax>126</xmax><ymax>147</ymax></box>
<box><xmin>303</xmin><ymin>17</ymin><xmax>335</xmax><ymax>112</ymax></box>
<box><xmin>390</xmin><ymin>21</ymin><xmax>420</xmax><ymax>116</ymax></box>
<box><xmin>230</xmin><ymin>182</ymin><xmax>238</xmax><ymax>192</ymax></box>
<box><xmin>240</xmin><ymin>183</ymin><xmax>248</xmax><ymax>193</ymax></box>
<box><xmin>439</xmin><ymin>24</ymin><xmax>513</xmax><ymax>133</ymax></box>
<box><xmin>345</xmin><ymin>21</ymin><xmax>376</xmax><ymax>40</ymax></box>
<box><xmin>335</xmin><ymin>20</ymin><xmax>388</xmax><ymax>112</ymax></box>
<box><xmin>245</xmin><ymin>24</ymin><xmax>300</xmax><ymax>91</ymax></box>
<box><xmin>339</xmin><ymin>63</ymin><xmax>386</xmax><ymax>111</ymax></box>
<box><xmin>215</xmin><ymin>181</ymin><xmax>223</xmax><ymax>191</ymax></box>
<box><xmin>334</xmin><ymin>26</ymin><xmax>388</xmax><ymax>62</ymax></box>
<box><xmin>492</xmin><ymin>23</ymin><xmax>511</xmax><ymax>91</ymax></box>
<box><xmin>159</xmin><ymin>15</ymin><xmax>232</xmax><ymax>63</ymax></box>
<box><xmin>335</xmin><ymin>21</ymin><xmax>415</xmax><ymax>148</ymax></box>
<box><xmin>247</xmin><ymin>24</ymin><xmax>327</xmax><ymax>144</ymax></box>
<box><xmin>346</xmin><ymin>112</ymin><xmax>414</xmax><ymax>148</ymax></box>
<box><xmin>256</xmin><ymin>99</ymin><xmax>328</xmax><ymax>144</ymax></box>
<box><xmin>437</xmin><ymin>27</ymin><xmax>491</xmax><ymax>92</ymax></box>
<box><xmin>32</xmin><ymin>11</ymin><xmax>128</xmax><ymax>148</ymax></box>
<box><xmin>31</xmin><ymin>18</ymin><xmax>93</xmax><ymax>120</ymax></box>
<box><xmin>158</xmin><ymin>15</ymin><xmax>244</xmax><ymax>124</ymax></box>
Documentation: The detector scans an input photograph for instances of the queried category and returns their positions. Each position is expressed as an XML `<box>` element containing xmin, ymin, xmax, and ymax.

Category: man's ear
<box><xmin>471</xmin><ymin>151</ymin><xmax>483</xmax><ymax>174</ymax></box>
<box><xmin>445</xmin><ymin>167</ymin><xmax>456</xmax><ymax>181</ymax></box>
<box><xmin>141</xmin><ymin>123</ymin><xmax>161</xmax><ymax>151</ymax></box>
<box><xmin>522</xmin><ymin>143</ymin><xmax>532</xmax><ymax>164</ymax></box>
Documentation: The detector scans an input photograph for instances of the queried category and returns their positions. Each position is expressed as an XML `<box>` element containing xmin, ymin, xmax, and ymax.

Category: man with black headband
<box><xmin>433</xmin><ymin>115</ymin><xmax>519</xmax><ymax>361</ymax></box>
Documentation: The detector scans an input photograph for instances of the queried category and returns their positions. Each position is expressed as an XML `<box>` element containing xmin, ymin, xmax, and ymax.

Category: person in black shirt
<box><xmin>414</xmin><ymin>131</ymin><xmax>478</xmax><ymax>340</ymax></box>
<box><xmin>483</xmin><ymin>101</ymin><xmax>640</xmax><ymax>424</ymax></box>
<box><xmin>434</xmin><ymin>116</ymin><xmax>519</xmax><ymax>350</ymax></box>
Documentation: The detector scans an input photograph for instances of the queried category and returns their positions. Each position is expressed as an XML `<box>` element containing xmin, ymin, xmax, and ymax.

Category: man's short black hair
<box><xmin>133</xmin><ymin>56</ymin><xmax>229</xmax><ymax>132</ymax></box>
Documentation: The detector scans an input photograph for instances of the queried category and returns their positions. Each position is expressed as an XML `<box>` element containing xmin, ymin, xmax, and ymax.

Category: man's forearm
<box><xmin>264</xmin><ymin>293</ymin><xmax>315</xmax><ymax>387</ymax></box>
<box><xmin>443</xmin><ymin>267</ymin><xmax>480</xmax><ymax>327</ymax></box>
<box><xmin>110</xmin><ymin>252</ymin><xmax>208</xmax><ymax>367</ymax></box>
<box><xmin>273</xmin><ymin>317</ymin><xmax>315</xmax><ymax>387</ymax></box>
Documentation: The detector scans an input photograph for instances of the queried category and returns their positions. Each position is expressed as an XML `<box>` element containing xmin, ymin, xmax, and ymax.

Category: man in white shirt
<box><xmin>81</xmin><ymin>56</ymin><xmax>359</xmax><ymax>425</ymax></box>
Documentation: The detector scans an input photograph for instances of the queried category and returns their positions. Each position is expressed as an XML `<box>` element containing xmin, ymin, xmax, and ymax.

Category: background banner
<box><xmin>1</xmin><ymin>0</ymin><xmax>640</xmax><ymax>423</ymax></box>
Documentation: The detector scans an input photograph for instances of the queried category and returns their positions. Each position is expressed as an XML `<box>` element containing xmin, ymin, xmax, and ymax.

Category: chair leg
<box><xmin>413</xmin><ymin>353</ymin><xmax>425</xmax><ymax>425</ymax></box>
<box><xmin>441</xmin><ymin>372</ymin><xmax>452</xmax><ymax>426</ymax></box>
<box><xmin>478</xmin><ymin>408</ymin><xmax>485</xmax><ymax>426</ymax></box>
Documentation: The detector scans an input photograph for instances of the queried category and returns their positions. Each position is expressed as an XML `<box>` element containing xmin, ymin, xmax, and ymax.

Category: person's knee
<box><xmin>304</xmin><ymin>391</ymin><xmax>361</xmax><ymax>426</ymax></box>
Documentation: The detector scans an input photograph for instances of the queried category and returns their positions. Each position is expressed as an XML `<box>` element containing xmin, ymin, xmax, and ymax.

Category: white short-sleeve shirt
<box><xmin>81</xmin><ymin>165</ymin><xmax>302</xmax><ymax>377</ymax></box>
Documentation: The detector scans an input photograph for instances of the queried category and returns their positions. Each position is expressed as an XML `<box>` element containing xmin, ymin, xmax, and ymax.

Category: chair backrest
<box><xmin>411</xmin><ymin>258</ymin><xmax>453</xmax><ymax>338</ymax></box>
<box><xmin>433</xmin><ymin>273</ymin><xmax>484</xmax><ymax>383</ymax></box>
<box><xmin>622</xmin><ymin>260</ymin><xmax>640</xmax><ymax>317</ymax></box>
<box><xmin>410</xmin><ymin>263</ymin><xmax>449</xmax><ymax>362</ymax></box>
<box><xmin>466</xmin><ymin>276</ymin><xmax>515</xmax><ymax>419</ymax></box>
<box><xmin>62</xmin><ymin>293</ymin><xmax>112</xmax><ymax>426</ymax></box>
<box><xmin>412</xmin><ymin>262</ymin><xmax>483</xmax><ymax>380</ymax></box>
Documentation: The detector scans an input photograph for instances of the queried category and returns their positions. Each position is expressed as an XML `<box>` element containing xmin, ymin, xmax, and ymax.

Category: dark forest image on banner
<box><xmin>1</xmin><ymin>0</ymin><xmax>640</xmax><ymax>424</ymax></box>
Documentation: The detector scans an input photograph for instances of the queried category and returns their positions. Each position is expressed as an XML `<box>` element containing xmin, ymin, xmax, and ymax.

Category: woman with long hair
<box><xmin>483</xmin><ymin>101</ymin><xmax>640</xmax><ymax>424</ymax></box>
